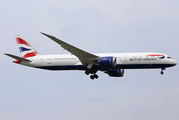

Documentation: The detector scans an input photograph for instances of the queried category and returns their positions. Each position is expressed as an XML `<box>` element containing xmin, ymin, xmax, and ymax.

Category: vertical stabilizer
<box><xmin>15</xmin><ymin>35</ymin><xmax>39</xmax><ymax>58</ymax></box>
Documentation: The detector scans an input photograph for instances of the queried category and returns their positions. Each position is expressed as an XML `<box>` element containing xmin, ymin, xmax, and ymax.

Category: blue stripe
<box><xmin>37</xmin><ymin>65</ymin><xmax>85</xmax><ymax>70</ymax></box>
<box><xmin>159</xmin><ymin>56</ymin><xmax>165</xmax><ymax>59</ymax></box>
<box><xmin>19</xmin><ymin>47</ymin><xmax>31</xmax><ymax>52</ymax></box>
<box><xmin>36</xmin><ymin>64</ymin><xmax>175</xmax><ymax>71</ymax></box>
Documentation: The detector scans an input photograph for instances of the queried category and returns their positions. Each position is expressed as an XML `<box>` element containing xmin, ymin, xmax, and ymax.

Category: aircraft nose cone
<box><xmin>173</xmin><ymin>60</ymin><xmax>177</xmax><ymax>66</ymax></box>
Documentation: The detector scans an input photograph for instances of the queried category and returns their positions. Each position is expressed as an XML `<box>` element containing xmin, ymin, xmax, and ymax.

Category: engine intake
<box><xmin>99</xmin><ymin>57</ymin><xmax>116</xmax><ymax>67</ymax></box>
<box><xmin>107</xmin><ymin>69</ymin><xmax>124</xmax><ymax>77</ymax></box>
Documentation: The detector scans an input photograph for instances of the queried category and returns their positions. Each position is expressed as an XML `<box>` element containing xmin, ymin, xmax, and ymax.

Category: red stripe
<box><xmin>16</xmin><ymin>38</ymin><xmax>31</xmax><ymax>46</ymax></box>
<box><xmin>147</xmin><ymin>54</ymin><xmax>164</xmax><ymax>57</ymax></box>
<box><xmin>23</xmin><ymin>51</ymin><xmax>37</xmax><ymax>58</ymax></box>
<box><xmin>16</xmin><ymin>59</ymin><xmax>22</xmax><ymax>64</ymax></box>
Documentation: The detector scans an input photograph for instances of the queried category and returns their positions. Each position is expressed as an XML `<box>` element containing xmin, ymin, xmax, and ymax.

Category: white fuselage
<box><xmin>20</xmin><ymin>52</ymin><xmax>177</xmax><ymax>71</ymax></box>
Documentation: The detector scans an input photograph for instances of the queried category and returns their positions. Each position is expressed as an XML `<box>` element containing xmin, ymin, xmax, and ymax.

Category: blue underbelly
<box><xmin>36</xmin><ymin>63</ymin><xmax>174</xmax><ymax>71</ymax></box>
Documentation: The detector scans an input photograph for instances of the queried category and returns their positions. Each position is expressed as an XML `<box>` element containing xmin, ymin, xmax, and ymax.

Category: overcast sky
<box><xmin>1</xmin><ymin>0</ymin><xmax>179</xmax><ymax>120</ymax></box>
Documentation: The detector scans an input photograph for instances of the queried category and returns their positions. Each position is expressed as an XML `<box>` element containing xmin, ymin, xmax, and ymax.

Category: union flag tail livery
<box><xmin>15</xmin><ymin>35</ymin><xmax>39</xmax><ymax>58</ymax></box>
<box><xmin>4</xmin><ymin>33</ymin><xmax>177</xmax><ymax>80</ymax></box>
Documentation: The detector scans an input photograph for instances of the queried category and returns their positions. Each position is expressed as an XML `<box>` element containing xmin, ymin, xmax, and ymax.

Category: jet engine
<box><xmin>99</xmin><ymin>57</ymin><xmax>116</xmax><ymax>67</ymax></box>
<box><xmin>107</xmin><ymin>69</ymin><xmax>124</xmax><ymax>77</ymax></box>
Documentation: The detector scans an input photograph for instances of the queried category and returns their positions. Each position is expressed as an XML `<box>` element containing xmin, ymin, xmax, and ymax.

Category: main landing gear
<box><xmin>160</xmin><ymin>71</ymin><xmax>164</xmax><ymax>75</ymax></box>
<box><xmin>85</xmin><ymin>69</ymin><xmax>98</xmax><ymax>80</ymax></box>
<box><xmin>90</xmin><ymin>74</ymin><xmax>98</xmax><ymax>80</ymax></box>
<box><xmin>160</xmin><ymin>67</ymin><xmax>165</xmax><ymax>75</ymax></box>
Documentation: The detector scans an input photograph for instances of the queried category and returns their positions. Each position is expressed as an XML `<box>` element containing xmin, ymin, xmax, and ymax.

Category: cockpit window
<box><xmin>167</xmin><ymin>56</ymin><xmax>172</xmax><ymax>59</ymax></box>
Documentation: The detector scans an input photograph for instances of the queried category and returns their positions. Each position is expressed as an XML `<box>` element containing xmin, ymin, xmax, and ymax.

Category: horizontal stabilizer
<box><xmin>4</xmin><ymin>53</ymin><xmax>31</xmax><ymax>62</ymax></box>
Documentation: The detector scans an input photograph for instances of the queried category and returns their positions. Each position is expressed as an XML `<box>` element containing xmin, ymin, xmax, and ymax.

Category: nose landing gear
<box><xmin>160</xmin><ymin>67</ymin><xmax>165</xmax><ymax>75</ymax></box>
<box><xmin>85</xmin><ymin>69</ymin><xmax>98</xmax><ymax>80</ymax></box>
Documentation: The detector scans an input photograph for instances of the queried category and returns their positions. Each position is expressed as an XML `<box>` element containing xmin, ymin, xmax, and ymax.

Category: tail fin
<box><xmin>15</xmin><ymin>35</ymin><xmax>39</xmax><ymax>58</ymax></box>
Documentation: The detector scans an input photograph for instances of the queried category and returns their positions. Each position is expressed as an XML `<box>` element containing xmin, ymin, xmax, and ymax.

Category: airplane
<box><xmin>4</xmin><ymin>33</ymin><xmax>177</xmax><ymax>79</ymax></box>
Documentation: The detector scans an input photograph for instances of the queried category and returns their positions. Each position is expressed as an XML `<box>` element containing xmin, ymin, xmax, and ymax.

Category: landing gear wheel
<box><xmin>85</xmin><ymin>70</ymin><xmax>90</xmax><ymax>75</ymax></box>
<box><xmin>161</xmin><ymin>71</ymin><xmax>164</xmax><ymax>75</ymax></box>
<box><xmin>94</xmin><ymin>74</ymin><xmax>98</xmax><ymax>79</ymax></box>
<box><xmin>90</xmin><ymin>75</ymin><xmax>95</xmax><ymax>80</ymax></box>
<box><xmin>90</xmin><ymin>74</ymin><xmax>98</xmax><ymax>80</ymax></box>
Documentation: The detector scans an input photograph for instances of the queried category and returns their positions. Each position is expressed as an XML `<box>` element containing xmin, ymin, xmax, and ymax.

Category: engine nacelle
<box><xmin>108</xmin><ymin>69</ymin><xmax>124</xmax><ymax>77</ymax></box>
<box><xmin>99</xmin><ymin>57</ymin><xmax>116</xmax><ymax>67</ymax></box>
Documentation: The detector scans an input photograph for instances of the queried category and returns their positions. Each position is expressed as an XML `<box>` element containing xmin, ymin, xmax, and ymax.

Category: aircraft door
<box><xmin>122</xmin><ymin>55</ymin><xmax>129</xmax><ymax>64</ymax></box>
<box><xmin>40</xmin><ymin>57</ymin><xmax>45</xmax><ymax>65</ymax></box>
<box><xmin>117</xmin><ymin>57</ymin><xmax>122</xmax><ymax>64</ymax></box>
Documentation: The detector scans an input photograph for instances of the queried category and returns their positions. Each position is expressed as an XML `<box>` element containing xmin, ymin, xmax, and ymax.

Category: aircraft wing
<box><xmin>41</xmin><ymin>32</ymin><xmax>99</xmax><ymax>66</ymax></box>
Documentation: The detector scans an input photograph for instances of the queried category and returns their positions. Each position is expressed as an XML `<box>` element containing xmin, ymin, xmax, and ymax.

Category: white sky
<box><xmin>1</xmin><ymin>0</ymin><xmax>179</xmax><ymax>120</ymax></box>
